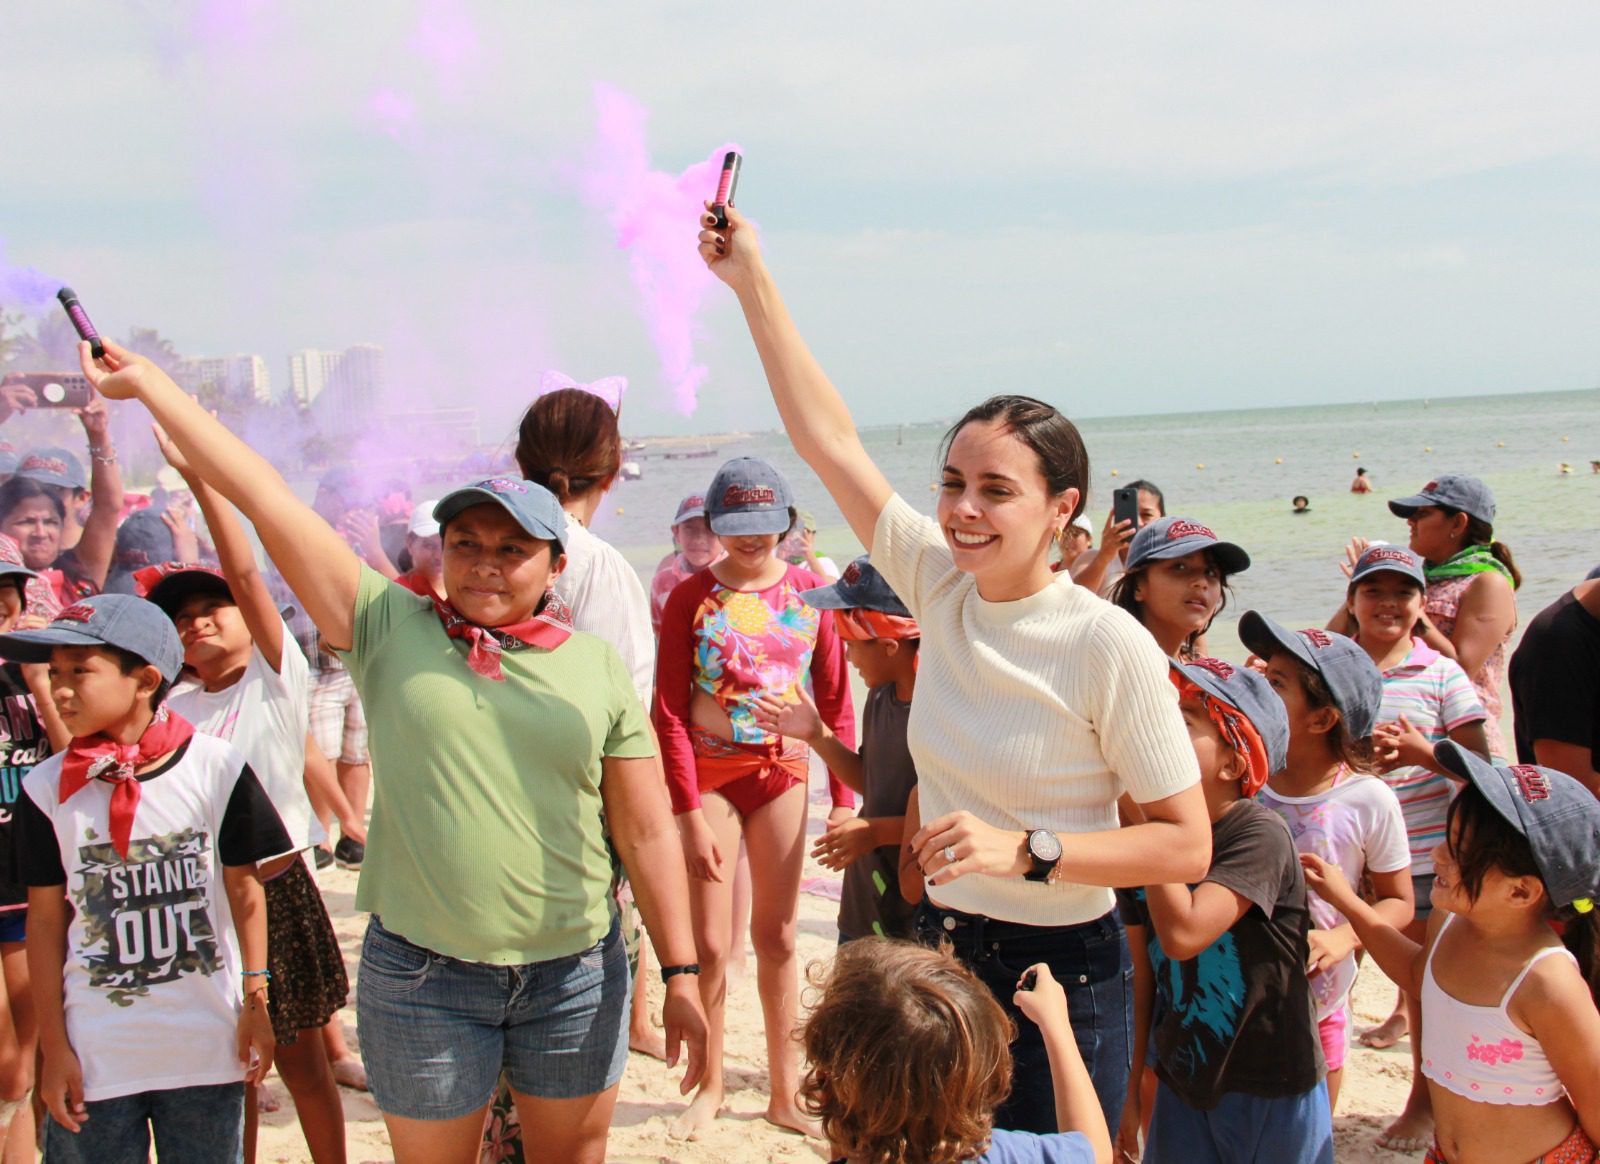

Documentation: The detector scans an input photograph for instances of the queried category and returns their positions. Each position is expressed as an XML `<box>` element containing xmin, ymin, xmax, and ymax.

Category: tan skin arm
<box><xmin>19</xmin><ymin>664</ymin><xmax>72</xmax><ymax>752</ymax></box>
<box><xmin>912</xmin><ymin>784</ymin><xmax>1212</xmax><ymax>893</ymax></box>
<box><xmin>1143</xmin><ymin>880</ymin><xmax>1254</xmax><ymax>963</ymax></box>
<box><xmin>222</xmin><ymin>863</ymin><xmax>274</xmax><ymax>1083</ymax></box>
<box><xmin>155</xmin><ymin>426</ymin><xmax>285</xmax><ymax>668</ymax></box>
<box><xmin>1307</xmin><ymin>865</ymin><xmax>1413</xmax><ymax>976</ymax></box>
<box><xmin>79</xmin><ymin>341</ymin><xmax>361</xmax><ymax>651</ymax></box>
<box><xmin>68</xmin><ymin>397</ymin><xmax>124</xmax><ymax>587</ymax></box>
<box><xmin>26</xmin><ymin>885</ymin><xmax>86</xmax><ymax>1132</ymax></box>
<box><xmin>600</xmin><ymin>753</ymin><xmax>709</xmax><ymax>1093</ymax></box>
<box><xmin>898</xmin><ymin>786</ymin><xmax>925</xmax><ymax>906</ymax></box>
<box><xmin>1118</xmin><ymin>922</ymin><xmax>1154</xmax><ymax>1162</ymax></box>
<box><xmin>1432</xmin><ymin>571</ymin><xmax>1517</xmax><ymax>681</ymax></box>
<box><xmin>698</xmin><ymin>206</ymin><xmax>893</xmax><ymax>549</ymax></box>
<box><xmin>1519</xmin><ymin>959</ymin><xmax>1600</xmax><ymax>1145</ymax></box>
<box><xmin>1302</xmin><ymin>854</ymin><xmax>1438</xmax><ymax>996</ymax></box>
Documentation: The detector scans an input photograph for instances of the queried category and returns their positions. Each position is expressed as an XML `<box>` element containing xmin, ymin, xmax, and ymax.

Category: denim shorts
<box><xmin>917</xmin><ymin>903</ymin><xmax>1132</xmax><ymax>1138</ymax></box>
<box><xmin>1146</xmin><ymin>1078</ymin><xmax>1333</xmax><ymax>1164</ymax></box>
<box><xmin>44</xmin><ymin>1082</ymin><xmax>244</xmax><ymax>1164</ymax></box>
<box><xmin>356</xmin><ymin>914</ymin><xmax>630</xmax><ymax>1120</ymax></box>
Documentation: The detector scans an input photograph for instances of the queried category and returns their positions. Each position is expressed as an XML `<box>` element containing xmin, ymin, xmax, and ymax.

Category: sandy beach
<box><xmin>256</xmin><ymin>780</ymin><xmax>1425</xmax><ymax>1164</ymax></box>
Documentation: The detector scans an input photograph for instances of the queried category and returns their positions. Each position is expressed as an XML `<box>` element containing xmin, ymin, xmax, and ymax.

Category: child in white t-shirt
<box><xmin>137</xmin><ymin>430</ymin><xmax>348</xmax><ymax>1164</ymax></box>
<box><xmin>1241</xmin><ymin>612</ymin><xmax>1414</xmax><ymax>1114</ymax></box>
<box><xmin>2</xmin><ymin>594</ymin><xmax>287</xmax><ymax>1162</ymax></box>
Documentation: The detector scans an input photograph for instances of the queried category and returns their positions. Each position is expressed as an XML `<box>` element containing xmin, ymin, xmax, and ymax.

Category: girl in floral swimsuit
<box><xmin>654</xmin><ymin>455</ymin><xmax>856</xmax><ymax>1140</ymax></box>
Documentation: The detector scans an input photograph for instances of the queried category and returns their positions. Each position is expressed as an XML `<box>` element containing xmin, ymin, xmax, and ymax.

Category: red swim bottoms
<box><xmin>1426</xmin><ymin>1124</ymin><xmax>1596</xmax><ymax>1164</ymax></box>
<box><xmin>690</xmin><ymin>727</ymin><xmax>809</xmax><ymax>820</ymax></box>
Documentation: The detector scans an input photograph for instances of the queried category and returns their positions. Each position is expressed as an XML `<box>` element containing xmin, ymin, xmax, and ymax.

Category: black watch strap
<box><xmin>660</xmin><ymin>963</ymin><xmax>701</xmax><ymax>983</ymax></box>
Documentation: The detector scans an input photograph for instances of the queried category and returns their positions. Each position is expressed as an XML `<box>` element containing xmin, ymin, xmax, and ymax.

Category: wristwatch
<box><xmin>1024</xmin><ymin>829</ymin><xmax>1062</xmax><ymax>882</ymax></box>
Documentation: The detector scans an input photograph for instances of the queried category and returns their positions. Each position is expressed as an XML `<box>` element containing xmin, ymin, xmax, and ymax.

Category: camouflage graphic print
<box><xmin>72</xmin><ymin>827</ymin><xmax>221</xmax><ymax>1007</ymax></box>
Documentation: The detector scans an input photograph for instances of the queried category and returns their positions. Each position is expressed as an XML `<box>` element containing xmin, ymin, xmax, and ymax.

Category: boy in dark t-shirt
<box><xmin>1128</xmin><ymin>658</ymin><xmax>1332</xmax><ymax>1164</ymax></box>
<box><xmin>755</xmin><ymin>557</ymin><xmax>920</xmax><ymax>941</ymax></box>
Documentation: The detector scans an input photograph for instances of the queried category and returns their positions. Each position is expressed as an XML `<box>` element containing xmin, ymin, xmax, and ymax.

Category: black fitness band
<box><xmin>660</xmin><ymin>963</ymin><xmax>701</xmax><ymax>983</ymax></box>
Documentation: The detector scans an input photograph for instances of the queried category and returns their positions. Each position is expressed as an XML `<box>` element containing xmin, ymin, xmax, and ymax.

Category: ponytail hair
<box><xmin>1558</xmin><ymin>908</ymin><xmax>1600</xmax><ymax>1008</ymax></box>
<box><xmin>515</xmin><ymin>388</ymin><xmax>622</xmax><ymax>503</ymax></box>
<box><xmin>1463</xmin><ymin>515</ymin><xmax>1521</xmax><ymax>590</ymax></box>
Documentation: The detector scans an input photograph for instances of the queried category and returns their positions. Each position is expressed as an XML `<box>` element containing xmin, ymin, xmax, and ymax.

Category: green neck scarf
<box><xmin>1425</xmin><ymin>544</ymin><xmax>1512</xmax><ymax>584</ymax></box>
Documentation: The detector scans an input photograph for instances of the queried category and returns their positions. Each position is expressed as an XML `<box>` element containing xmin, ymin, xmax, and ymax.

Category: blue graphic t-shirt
<box><xmin>1122</xmin><ymin>798</ymin><xmax>1324</xmax><ymax>1110</ymax></box>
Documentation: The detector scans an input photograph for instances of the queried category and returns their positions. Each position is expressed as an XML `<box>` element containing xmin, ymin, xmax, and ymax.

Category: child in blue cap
<box><xmin>1304</xmin><ymin>746</ymin><xmax>1600</xmax><ymax>1164</ymax></box>
<box><xmin>1120</xmin><ymin>656</ymin><xmax>1334</xmax><ymax>1164</ymax></box>
<box><xmin>755</xmin><ymin>555</ymin><xmax>920</xmax><ymax>943</ymax></box>
<box><xmin>2</xmin><ymin>594</ymin><xmax>288</xmax><ymax>1163</ymax></box>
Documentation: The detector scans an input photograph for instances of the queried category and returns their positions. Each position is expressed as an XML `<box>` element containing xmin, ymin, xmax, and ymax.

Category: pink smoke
<box><xmin>576</xmin><ymin>84</ymin><xmax>737</xmax><ymax>415</ymax></box>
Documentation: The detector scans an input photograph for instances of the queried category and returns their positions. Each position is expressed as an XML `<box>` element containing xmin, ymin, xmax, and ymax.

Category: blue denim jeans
<box><xmin>917</xmin><ymin>903</ymin><xmax>1132</xmax><ymax>1136</ymax></box>
<box><xmin>1146</xmin><ymin>1078</ymin><xmax>1334</xmax><ymax>1163</ymax></box>
<box><xmin>43</xmin><ymin>1082</ymin><xmax>244</xmax><ymax>1164</ymax></box>
<box><xmin>357</xmin><ymin>914</ymin><xmax>631</xmax><ymax>1120</ymax></box>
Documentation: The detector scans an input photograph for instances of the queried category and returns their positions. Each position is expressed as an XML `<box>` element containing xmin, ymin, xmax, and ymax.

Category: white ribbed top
<box><xmin>874</xmin><ymin>494</ymin><xmax>1199</xmax><ymax>925</ymax></box>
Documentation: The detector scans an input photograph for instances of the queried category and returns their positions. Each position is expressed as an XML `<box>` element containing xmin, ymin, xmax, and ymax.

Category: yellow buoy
<box><xmin>1274</xmin><ymin>457</ymin><xmax>1283</xmax><ymax>465</ymax></box>
<box><xmin>1424</xmin><ymin>446</ymin><xmax>1433</xmax><ymax>453</ymax></box>
<box><xmin>1352</xmin><ymin>452</ymin><xmax>1361</xmax><ymax>459</ymax></box>
<box><xmin>1110</xmin><ymin>469</ymin><xmax>1119</xmax><ymax>477</ymax></box>
<box><xmin>1196</xmin><ymin>463</ymin><xmax>1206</xmax><ymax>470</ymax></box>
<box><xmin>1497</xmin><ymin>441</ymin><xmax>1505</xmax><ymax>448</ymax></box>
<box><xmin>616</xmin><ymin>507</ymin><xmax>625</xmax><ymax>515</ymax></box>
<box><xmin>1562</xmin><ymin>435</ymin><xmax>1570</xmax><ymax>443</ymax></box>
<box><xmin>928</xmin><ymin>483</ymin><xmax>938</xmax><ymax>491</ymax></box>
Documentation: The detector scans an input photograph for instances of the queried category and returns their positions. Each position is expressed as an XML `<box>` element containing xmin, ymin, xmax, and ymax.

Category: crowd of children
<box><xmin>0</xmin><ymin>199</ymin><xmax>1588</xmax><ymax>1164</ymax></box>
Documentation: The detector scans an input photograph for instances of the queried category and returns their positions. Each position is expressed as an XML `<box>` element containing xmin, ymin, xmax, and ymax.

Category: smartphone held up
<box><xmin>1</xmin><ymin>372</ymin><xmax>94</xmax><ymax>410</ymax></box>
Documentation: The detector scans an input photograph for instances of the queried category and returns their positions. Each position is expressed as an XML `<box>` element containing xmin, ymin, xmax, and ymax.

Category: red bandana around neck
<box><xmin>430</xmin><ymin>590</ymin><xmax>574</xmax><ymax>681</ymax></box>
<box><xmin>58</xmin><ymin>707</ymin><xmax>196</xmax><ymax>860</ymax></box>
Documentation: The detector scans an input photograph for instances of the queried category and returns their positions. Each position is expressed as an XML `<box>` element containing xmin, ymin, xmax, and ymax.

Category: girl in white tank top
<box><xmin>1301</xmin><ymin>744</ymin><xmax>1600</xmax><ymax>1164</ymax></box>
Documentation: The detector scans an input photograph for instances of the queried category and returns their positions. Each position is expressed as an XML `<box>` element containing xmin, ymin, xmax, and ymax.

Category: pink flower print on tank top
<box><xmin>1465</xmin><ymin>1036</ymin><xmax>1525</xmax><ymax>1067</ymax></box>
<box><xmin>1425</xmin><ymin>573</ymin><xmax>1511</xmax><ymax>759</ymax></box>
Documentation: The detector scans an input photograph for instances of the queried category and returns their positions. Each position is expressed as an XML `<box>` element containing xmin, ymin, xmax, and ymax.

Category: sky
<box><xmin>3</xmin><ymin>2</ymin><xmax>1599</xmax><ymax>439</ymax></box>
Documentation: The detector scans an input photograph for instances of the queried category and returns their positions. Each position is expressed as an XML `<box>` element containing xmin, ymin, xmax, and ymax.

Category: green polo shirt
<box><xmin>342</xmin><ymin>567</ymin><xmax>654</xmax><ymax>964</ymax></box>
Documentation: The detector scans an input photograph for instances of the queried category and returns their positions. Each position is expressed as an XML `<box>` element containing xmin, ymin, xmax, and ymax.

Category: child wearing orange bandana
<box><xmin>1</xmin><ymin>594</ymin><xmax>287</xmax><ymax>1163</ymax></box>
<box><xmin>755</xmin><ymin>556</ymin><xmax>921</xmax><ymax>942</ymax></box>
<box><xmin>1118</xmin><ymin>654</ymin><xmax>1335</xmax><ymax>1164</ymax></box>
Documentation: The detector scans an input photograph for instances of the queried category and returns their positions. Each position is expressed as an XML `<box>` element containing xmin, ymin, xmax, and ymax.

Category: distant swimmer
<box><xmin>1292</xmin><ymin>495</ymin><xmax>1310</xmax><ymax>514</ymax></box>
<box><xmin>1350</xmin><ymin>467</ymin><xmax>1373</xmax><ymax>493</ymax></box>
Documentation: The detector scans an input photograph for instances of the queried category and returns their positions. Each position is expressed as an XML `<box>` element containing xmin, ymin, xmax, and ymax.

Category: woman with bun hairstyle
<box><xmin>1335</xmin><ymin>475</ymin><xmax>1518</xmax><ymax>760</ymax></box>
<box><xmin>697</xmin><ymin>200</ymin><xmax>1208</xmax><ymax>1137</ymax></box>
<box><xmin>1108</xmin><ymin>517</ymin><xmax>1249</xmax><ymax>661</ymax></box>
<box><xmin>652</xmin><ymin>454</ymin><xmax>857</xmax><ymax>1139</ymax></box>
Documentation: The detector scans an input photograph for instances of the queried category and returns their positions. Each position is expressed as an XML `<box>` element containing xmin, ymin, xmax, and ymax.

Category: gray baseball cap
<box><xmin>1126</xmin><ymin>516</ymin><xmax>1251</xmax><ymax>575</ymax></box>
<box><xmin>1238</xmin><ymin>610</ymin><xmax>1385</xmax><ymax>740</ymax></box>
<box><xmin>16</xmin><ymin>446</ymin><xmax>88</xmax><ymax>491</ymax></box>
<box><xmin>1387</xmin><ymin>474</ymin><xmax>1496</xmax><ymax>526</ymax></box>
<box><xmin>1349</xmin><ymin>544</ymin><xmax>1426</xmax><ymax>590</ymax></box>
<box><xmin>434</xmin><ymin>477</ymin><xmax>567</xmax><ymax>552</ymax></box>
<box><xmin>1434</xmin><ymin>742</ymin><xmax>1600</xmax><ymax>911</ymax></box>
<box><xmin>0</xmin><ymin>593</ymin><xmax>184</xmax><ymax>683</ymax></box>
<box><xmin>704</xmin><ymin>457</ymin><xmax>794</xmax><ymax>537</ymax></box>
<box><xmin>799</xmin><ymin>556</ymin><xmax>912</xmax><ymax>618</ymax></box>
<box><xmin>672</xmin><ymin>493</ymin><xmax>707</xmax><ymax>525</ymax></box>
<box><xmin>1173</xmin><ymin>656</ymin><xmax>1290</xmax><ymax>777</ymax></box>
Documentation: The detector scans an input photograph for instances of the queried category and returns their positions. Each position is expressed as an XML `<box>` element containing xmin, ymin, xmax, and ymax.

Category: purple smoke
<box><xmin>577</xmin><ymin>84</ymin><xmax>737</xmax><ymax>416</ymax></box>
<box><xmin>0</xmin><ymin>243</ymin><xmax>63</xmax><ymax>313</ymax></box>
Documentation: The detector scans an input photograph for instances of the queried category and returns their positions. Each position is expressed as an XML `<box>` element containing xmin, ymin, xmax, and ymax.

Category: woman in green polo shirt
<box><xmin>79</xmin><ymin>339</ymin><xmax>707</xmax><ymax>1164</ymax></box>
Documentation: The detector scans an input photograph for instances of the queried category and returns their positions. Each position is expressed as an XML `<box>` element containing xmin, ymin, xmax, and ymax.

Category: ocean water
<box><xmin>596</xmin><ymin>386</ymin><xmax>1599</xmax><ymax>656</ymax></box>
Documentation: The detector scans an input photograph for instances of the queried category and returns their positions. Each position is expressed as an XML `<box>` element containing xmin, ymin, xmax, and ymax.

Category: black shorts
<box><xmin>264</xmin><ymin>854</ymin><xmax>350</xmax><ymax>1044</ymax></box>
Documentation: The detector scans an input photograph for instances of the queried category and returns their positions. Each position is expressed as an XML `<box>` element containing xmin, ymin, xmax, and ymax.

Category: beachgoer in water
<box><xmin>1351</xmin><ymin>467</ymin><xmax>1373</xmax><ymax>494</ymax></box>
<box><xmin>1293</xmin><ymin>495</ymin><xmax>1311</xmax><ymax>514</ymax></box>
<box><xmin>698</xmin><ymin>202</ymin><xmax>1208</xmax><ymax>1136</ymax></box>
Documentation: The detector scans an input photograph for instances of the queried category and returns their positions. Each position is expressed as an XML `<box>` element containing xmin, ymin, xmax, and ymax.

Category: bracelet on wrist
<box><xmin>660</xmin><ymin>963</ymin><xmax>701</xmax><ymax>984</ymax></box>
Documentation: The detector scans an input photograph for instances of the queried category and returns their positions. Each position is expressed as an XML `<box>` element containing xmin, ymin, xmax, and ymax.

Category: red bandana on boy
<box><xmin>58</xmin><ymin>706</ymin><xmax>196</xmax><ymax>860</ymax></box>
<box><xmin>430</xmin><ymin>590</ymin><xmax>574</xmax><ymax>681</ymax></box>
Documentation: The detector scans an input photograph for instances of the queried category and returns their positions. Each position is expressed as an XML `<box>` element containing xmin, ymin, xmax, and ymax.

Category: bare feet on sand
<box><xmin>331</xmin><ymin>1055</ymin><xmax>369</xmax><ymax>1092</ymax></box>
<box><xmin>765</xmin><ymin>1096</ymin><xmax>822</xmax><ymax>1139</ymax></box>
<box><xmin>629</xmin><ymin>1022</ymin><xmax>668</xmax><ymax>1061</ymax></box>
<box><xmin>1358</xmin><ymin>1012</ymin><xmax>1408</xmax><ymax>1050</ymax></box>
<box><xmin>669</xmin><ymin>1087</ymin><xmax>724</xmax><ymax>1141</ymax></box>
<box><xmin>1377</xmin><ymin>1103</ymin><xmax>1433</xmax><ymax>1154</ymax></box>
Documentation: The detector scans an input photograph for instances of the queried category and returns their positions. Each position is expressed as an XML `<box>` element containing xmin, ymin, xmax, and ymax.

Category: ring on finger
<box><xmin>942</xmin><ymin>845</ymin><xmax>957</xmax><ymax>864</ymax></box>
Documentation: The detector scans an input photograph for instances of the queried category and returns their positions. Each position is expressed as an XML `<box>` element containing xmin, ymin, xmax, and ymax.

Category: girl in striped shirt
<box><xmin>1343</xmin><ymin>544</ymin><xmax>1489</xmax><ymax>1154</ymax></box>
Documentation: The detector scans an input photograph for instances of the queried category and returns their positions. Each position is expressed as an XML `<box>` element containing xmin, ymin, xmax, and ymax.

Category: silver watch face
<box><xmin>1030</xmin><ymin>830</ymin><xmax>1062</xmax><ymax>863</ymax></box>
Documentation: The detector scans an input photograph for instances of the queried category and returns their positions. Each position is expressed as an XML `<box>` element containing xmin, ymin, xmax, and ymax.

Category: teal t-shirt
<box><xmin>341</xmin><ymin>567</ymin><xmax>655</xmax><ymax>964</ymax></box>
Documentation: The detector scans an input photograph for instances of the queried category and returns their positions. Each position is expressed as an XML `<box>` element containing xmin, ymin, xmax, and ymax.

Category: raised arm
<box><xmin>155</xmin><ymin>425</ymin><xmax>285</xmax><ymax>667</ymax></box>
<box><xmin>79</xmin><ymin>341</ymin><xmax>361</xmax><ymax>650</ymax></box>
<box><xmin>1432</xmin><ymin>571</ymin><xmax>1516</xmax><ymax>680</ymax></box>
<box><xmin>699</xmin><ymin>206</ymin><xmax>892</xmax><ymax>547</ymax></box>
<box><xmin>69</xmin><ymin>396</ymin><xmax>124</xmax><ymax>587</ymax></box>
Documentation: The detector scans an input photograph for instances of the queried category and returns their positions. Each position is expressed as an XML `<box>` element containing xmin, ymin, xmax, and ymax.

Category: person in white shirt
<box><xmin>697</xmin><ymin>200</ymin><xmax>1210</xmax><ymax>1136</ymax></box>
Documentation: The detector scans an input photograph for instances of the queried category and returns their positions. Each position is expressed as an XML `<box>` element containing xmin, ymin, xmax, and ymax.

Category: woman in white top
<box><xmin>697</xmin><ymin>205</ymin><xmax>1211</xmax><ymax>1135</ymax></box>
